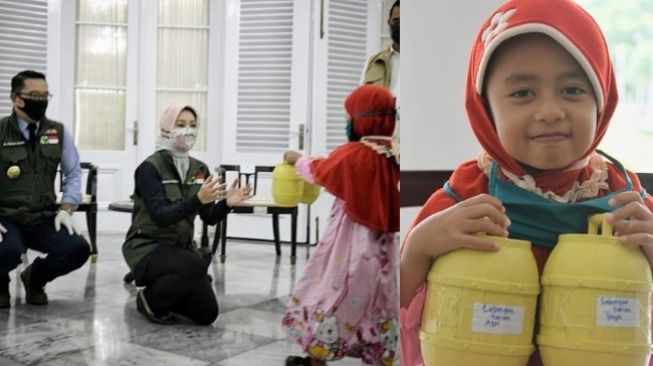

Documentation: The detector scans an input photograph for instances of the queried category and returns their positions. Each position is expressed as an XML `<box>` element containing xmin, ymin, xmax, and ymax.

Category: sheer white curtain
<box><xmin>156</xmin><ymin>0</ymin><xmax>209</xmax><ymax>151</ymax></box>
<box><xmin>74</xmin><ymin>0</ymin><xmax>128</xmax><ymax>150</ymax></box>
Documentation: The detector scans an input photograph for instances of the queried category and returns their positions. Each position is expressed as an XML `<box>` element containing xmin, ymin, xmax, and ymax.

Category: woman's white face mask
<box><xmin>169</xmin><ymin>127</ymin><xmax>198</xmax><ymax>152</ymax></box>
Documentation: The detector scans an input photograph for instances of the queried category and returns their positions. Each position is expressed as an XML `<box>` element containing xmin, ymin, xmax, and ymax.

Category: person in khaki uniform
<box><xmin>362</xmin><ymin>0</ymin><xmax>400</xmax><ymax>155</ymax></box>
<box><xmin>361</xmin><ymin>0</ymin><xmax>400</xmax><ymax>95</ymax></box>
<box><xmin>123</xmin><ymin>105</ymin><xmax>251</xmax><ymax>325</ymax></box>
<box><xmin>0</xmin><ymin>70</ymin><xmax>90</xmax><ymax>309</ymax></box>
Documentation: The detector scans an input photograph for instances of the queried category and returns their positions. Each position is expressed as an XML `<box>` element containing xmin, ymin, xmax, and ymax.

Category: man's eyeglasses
<box><xmin>18</xmin><ymin>93</ymin><xmax>53</xmax><ymax>101</ymax></box>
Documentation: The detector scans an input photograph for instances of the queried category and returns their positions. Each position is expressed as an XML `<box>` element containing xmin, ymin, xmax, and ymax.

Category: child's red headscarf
<box><xmin>466</xmin><ymin>0</ymin><xmax>618</xmax><ymax>179</ymax></box>
<box><xmin>311</xmin><ymin>85</ymin><xmax>399</xmax><ymax>233</ymax></box>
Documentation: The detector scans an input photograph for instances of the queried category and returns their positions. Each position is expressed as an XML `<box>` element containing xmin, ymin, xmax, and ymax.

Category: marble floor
<box><xmin>0</xmin><ymin>232</ymin><xmax>381</xmax><ymax>366</ymax></box>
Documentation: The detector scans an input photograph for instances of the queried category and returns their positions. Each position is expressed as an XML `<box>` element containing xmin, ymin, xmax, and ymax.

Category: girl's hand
<box><xmin>409</xmin><ymin>193</ymin><xmax>510</xmax><ymax>259</ymax></box>
<box><xmin>400</xmin><ymin>193</ymin><xmax>510</xmax><ymax>307</ymax></box>
<box><xmin>607</xmin><ymin>191</ymin><xmax>653</xmax><ymax>252</ymax></box>
<box><xmin>283</xmin><ymin>150</ymin><xmax>302</xmax><ymax>165</ymax></box>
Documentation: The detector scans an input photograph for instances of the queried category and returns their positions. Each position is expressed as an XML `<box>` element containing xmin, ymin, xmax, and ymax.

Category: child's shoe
<box><xmin>285</xmin><ymin>356</ymin><xmax>311</xmax><ymax>366</ymax></box>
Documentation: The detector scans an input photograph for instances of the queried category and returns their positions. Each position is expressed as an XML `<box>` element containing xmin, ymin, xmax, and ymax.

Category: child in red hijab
<box><xmin>282</xmin><ymin>85</ymin><xmax>400</xmax><ymax>366</ymax></box>
<box><xmin>400</xmin><ymin>0</ymin><xmax>653</xmax><ymax>365</ymax></box>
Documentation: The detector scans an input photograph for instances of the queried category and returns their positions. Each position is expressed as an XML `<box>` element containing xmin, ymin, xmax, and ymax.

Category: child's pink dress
<box><xmin>282</xmin><ymin>156</ymin><xmax>399</xmax><ymax>365</ymax></box>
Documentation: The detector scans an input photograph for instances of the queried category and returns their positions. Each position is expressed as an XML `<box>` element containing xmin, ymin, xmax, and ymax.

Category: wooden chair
<box><xmin>201</xmin><ymin>164</ymin><xmax>299</xmax><ymax>264</ymax></box>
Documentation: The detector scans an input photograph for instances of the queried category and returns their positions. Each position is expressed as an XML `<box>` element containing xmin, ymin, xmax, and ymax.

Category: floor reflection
<box><xmin>0</xmin><ymin>233</ymin><xmax>364</xmax><ymax>365</ymax></box>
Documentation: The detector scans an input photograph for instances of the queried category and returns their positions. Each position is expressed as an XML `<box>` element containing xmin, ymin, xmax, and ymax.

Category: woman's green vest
<box><xmin>0</xmin><ymin>113</ymin><xmax>63</xmax><ymax>225</ymax></box>
<box><xmin>122</xmin><ymin>150</ymin><xmax>207</xmax><ymax>270</ymax></box>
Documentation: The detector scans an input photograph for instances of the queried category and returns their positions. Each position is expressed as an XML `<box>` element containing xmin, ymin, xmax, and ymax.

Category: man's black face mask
<box><xmin>19</xmin><ymin>97</ymin><xmax>48</xmax><ymax>121</ymax></box>
<box><xmin>390</xmin><ymin>22</ymin><xmax>399</xmax><ymax>44</ymax></box>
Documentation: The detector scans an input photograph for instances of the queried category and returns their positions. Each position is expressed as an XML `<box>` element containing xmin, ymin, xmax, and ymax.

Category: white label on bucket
<box><xmin>596</xmin><ymin>296</ymin><xmax>640</xmax><ymax>327</ymax></box>
<box><xmin>471</xmin><ymin>303</ymin><xmax>525</xmax><ymax>334</ymax></box>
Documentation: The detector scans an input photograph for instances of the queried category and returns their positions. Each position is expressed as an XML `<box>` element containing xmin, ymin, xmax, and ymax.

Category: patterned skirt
<box><xmin>282</xmin><ymin>200</ymin><xmax>398</xmax><ymax>365</ymax></box>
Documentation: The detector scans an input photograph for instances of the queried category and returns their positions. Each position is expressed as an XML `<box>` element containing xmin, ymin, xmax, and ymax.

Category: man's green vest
<box><xmin>122</xmin><ymin>150</ymin><xmax>207</xmax><ymax>270</ymax></box>
<box><xmin>363</xmin><ymin>47</ymin><xmax>393</xmax><ymax>88</ymax></box>
<box><xmin>0</xmin><ymin>113</ymin><xmax>63</xmax><ymax>225</ymax></box>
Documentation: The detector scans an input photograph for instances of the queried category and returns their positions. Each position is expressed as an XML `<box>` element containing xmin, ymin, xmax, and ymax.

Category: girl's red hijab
<box><xmin>464</xmin><ymin>0</ymin><xmax>619</xmax><ymax>194</ymax></box>
<box><xmin>311</xmin><ymin>85</ymin><xmax>399</xmax><ymax>233</ymax></box>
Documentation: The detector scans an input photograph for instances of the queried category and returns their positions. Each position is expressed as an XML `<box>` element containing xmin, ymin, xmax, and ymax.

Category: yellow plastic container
<box><xmin>300</xmin><ymin>181</ymin><xmax>321</xmax><ymax>204</ymax></box>
<box><xmin>538</xmin><ymin>214</ymin><xmax>653</xmax><ymax>366</ymax></box>
<box><xmin>420</xmin><ymin>235</ymin><xmax>539</xmax><ymax>366</ymax></box>
<box><xmin>272</xmin><ymin>162</ymin><xmax>303</xmax><ymax>207</ymax></box>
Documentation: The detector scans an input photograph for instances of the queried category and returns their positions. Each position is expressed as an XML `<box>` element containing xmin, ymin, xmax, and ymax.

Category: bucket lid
<box><xmin>429</xmin><ymin>273</ymin><xmax>541</xmax><ymax>295</ymax></box>
<box><xmin>537</xmin><ymin>335</ymin><xmax>653</xmax><ymax>355</ymax></box>
<box><xmin>420</xmin><ymin>332</ymin><xmax>535</xmax><ymax>356</ymax></box>
<box><xmin>428</xmin><ymin>236</ymin><xmax>540</xmax><ymax>295</ymax></box>
<box><xmin>540</xmin><ymin>274</ymin><xmax>652</xmax><ymax>292</ymax></box>
<box><xmin>543</xmin><ymin>235</ymin><xmax>653</xmax><ymax>292</ymax></box>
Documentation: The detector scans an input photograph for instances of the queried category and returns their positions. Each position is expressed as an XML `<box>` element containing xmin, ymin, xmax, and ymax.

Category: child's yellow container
<box><xmin>538</xmin><ymin>214</ymin><xmax>653</xmax><ymax>366</ymax></box>
<box><xmin>300</xmin><ymin>181</ymin><xmax>320</xmax><ymax>204</ymax></box>
<box><xmin>420</xmin><ymin>235</ymin><xmax>539</xmax><ymax>366</ymax></box>
<box><xmin>272</xmin><ymin>163</ymin><xmax>303</xmax><ymax>207</ymax></box>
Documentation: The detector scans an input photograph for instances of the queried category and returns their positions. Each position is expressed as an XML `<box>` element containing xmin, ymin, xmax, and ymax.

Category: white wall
<box><xmin>402</xmin><ymin>0</ymin><xmax>502</xmax><ymax>171</ymax></box>
<box><xmin>400</xmin><ymin>0</ymin><xmax>503</xmax><ymax>235</ymax></box>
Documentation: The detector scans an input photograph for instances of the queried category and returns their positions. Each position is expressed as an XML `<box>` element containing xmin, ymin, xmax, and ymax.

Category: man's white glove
<box><xmin>0</xmin><ymin>223</ymin><xmax>6</xmax><ymax>243</ymax></box>
<box><xmin>54</xmin><ymin>209</ymin><xmax>81</xmax><ymax>235</ymax></box>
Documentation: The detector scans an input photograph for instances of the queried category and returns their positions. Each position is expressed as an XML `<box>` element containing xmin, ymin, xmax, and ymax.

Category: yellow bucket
<box><xmin>421</xmin><ymin>235</ymin><xmax>539</xmax><ymax>366</ymax></box>
<box><xmin>271</xmin><ymin>163</ymin><xmax>303</xmax><ymax>207</ymax></box>
<box><xmin>538</xmin><ymin>214</ymin><xmax>653</xmax><ymax>366</ymax></box>
<box><xmin>300</xmin><ymin>181</ymin><xmax>320</xmax><ymax>204</ymax></box>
